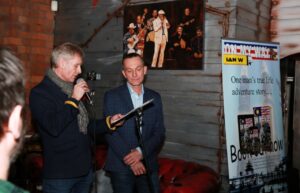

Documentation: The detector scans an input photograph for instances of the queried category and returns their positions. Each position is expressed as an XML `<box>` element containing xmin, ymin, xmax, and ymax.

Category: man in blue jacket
<box><xmin>104</xmin><ymin>53</ymin><xmax>165</xmax><ymax>193</ymax></box>
<box><xmin>29</xmin><ymin>42</ymin><xmax>123</xmax><ymax>193</ymax></box>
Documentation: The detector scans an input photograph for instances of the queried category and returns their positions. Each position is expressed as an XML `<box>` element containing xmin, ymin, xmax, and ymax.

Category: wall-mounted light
<box><xmin>51</xmin><ymin>0</ymin><xmax>58</xmax><ymax>12</ymax></box>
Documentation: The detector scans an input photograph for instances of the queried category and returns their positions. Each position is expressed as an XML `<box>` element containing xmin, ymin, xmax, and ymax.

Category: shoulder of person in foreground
<box><xmin>0</xmin><ymin>180</ymin><xmax>29</xmax><ymax>193</ymax></box>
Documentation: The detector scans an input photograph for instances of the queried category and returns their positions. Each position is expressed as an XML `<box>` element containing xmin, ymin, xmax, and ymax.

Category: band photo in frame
<box><xmin>123</xmin><ymin>0</ymin><xmax>205</xmax><ymax>70</ymax></box>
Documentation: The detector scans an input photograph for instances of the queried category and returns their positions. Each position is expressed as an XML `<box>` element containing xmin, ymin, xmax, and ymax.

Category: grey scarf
<box><xmin>46</xmin><ymin>69</ymin><xmax>88</xmax><ymax>134</ymax></box>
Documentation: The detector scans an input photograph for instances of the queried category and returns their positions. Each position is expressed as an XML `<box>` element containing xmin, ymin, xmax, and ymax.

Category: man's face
<box><xmin>57</xmin><ymin>54</ymin><xmax>82</xmax><ymax>83</ymax></box>
<box><xmin>136</xmin><ymin>15</ymin><xmax>142</xmax><ymax>24</ymax></box>
<box><xmin>158</xmin><ymin>14</ymin><xmax>164</xmax><ymax>20</ymax></box>
<box><xmin>152</xmin><ymin>10</ymin><xmax>158</xmax><ymax>18</ymax></box>
<box><xmin>184</xmin><ymin>8</ymin><xmax>190</xmax><ymax>16</ymax></box>
<box><xmin>129</xmin><ymin>28</ymin><xmax>135</xmax><ymax>35</ymax></box>
<box><xmin>122</xmin><ymin>57</ymin><xmax>147</xmax><ymax>88</ymax></box>
<box><xmin>196</xmin><ymin>30</ymin><xmax>203</xmax><ymax>37</ymax></box>
<box><xmin>177</xmin><ymin>27</ymin><xmax>183</xmax><ymax>34</ymax></box>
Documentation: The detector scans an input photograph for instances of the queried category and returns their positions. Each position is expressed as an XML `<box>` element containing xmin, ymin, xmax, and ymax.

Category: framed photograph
<box><xmin>124</xmin><ymin>0</ymin><xmax>204</xmax><ymax>70</ymax></box>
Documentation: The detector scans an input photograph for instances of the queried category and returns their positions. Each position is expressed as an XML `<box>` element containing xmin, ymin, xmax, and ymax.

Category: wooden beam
<box><xmin>80</xmin><ymin>0</ymin><xmax>131</xmax><ymax>48</ymax></box>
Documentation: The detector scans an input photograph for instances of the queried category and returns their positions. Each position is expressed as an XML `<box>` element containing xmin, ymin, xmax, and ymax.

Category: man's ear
<box><xmin>143</xmin><ymin>66</ymin><xmax>148</xmax><ymax>75</ymax></box>
<box><xmin>57</xmin><ymin>57</ymin><xmax>66</xmax><ymax>69</ymax></box>
<box><xmin>8</xmin><ymin>105</ymin><xmax>23</xmax><ymax>139</ymax></box>
<box><xmin>122</xmin><ymin>69</ymin><xmax>127</xmax><ymax>79</ymax></box>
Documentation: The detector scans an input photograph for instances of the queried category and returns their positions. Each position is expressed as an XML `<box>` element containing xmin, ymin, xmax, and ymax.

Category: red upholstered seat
<box><xmin>158</xmin><ymin>158</ymin><xmax>220</xmax><ymax>193</ymax></box>
<box><xmin>159</xmin><ymin>158</ymin><xmax>187</xmax><ymax>182</ymax></box>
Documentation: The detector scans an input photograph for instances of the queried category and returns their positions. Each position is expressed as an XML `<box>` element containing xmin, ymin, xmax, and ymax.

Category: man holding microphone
<box><xmin>29</xmin><ymin>42</ymin><xmax>123</xmax><ymax>193</ymax></box>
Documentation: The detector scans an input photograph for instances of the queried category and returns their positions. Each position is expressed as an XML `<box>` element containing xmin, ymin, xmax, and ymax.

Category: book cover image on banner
<box><xmin>222</xmin><ymin>39</ymin><xmax>287</xmax><ymax>193</ymax></box>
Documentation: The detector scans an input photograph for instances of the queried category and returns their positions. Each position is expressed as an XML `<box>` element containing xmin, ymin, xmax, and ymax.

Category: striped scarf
<box><xmin>46</xmin><ymin>69</ymin><xmax>88</xmax><ymax>134</ymax></box>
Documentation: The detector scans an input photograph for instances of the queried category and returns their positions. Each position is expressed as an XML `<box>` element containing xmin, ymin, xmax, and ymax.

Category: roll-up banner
<box><xmin>222</xmin><ymin>39</ymin><xmax>287</xmax><ymax>193</ymax></box>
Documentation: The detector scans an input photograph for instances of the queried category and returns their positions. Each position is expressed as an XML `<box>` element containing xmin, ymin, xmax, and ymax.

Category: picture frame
<box><xmin>123</xmin><ymin>0</ymin><xmax>205</xmax><ymax>70</ymax></box>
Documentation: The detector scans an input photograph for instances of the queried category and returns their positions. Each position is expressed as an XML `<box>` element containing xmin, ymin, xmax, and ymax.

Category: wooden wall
<box><xmin>270</xmin><ymin>0</ymin><xmax>300</xmax><ymax>187</ymax></box>
<box><xmin>236</xmin><ymin>0</ymin><xmax>271</xmax><ymax>41</ymax></box>
<box><xmin>271</xmin><ymin>0</ymin><xmax>300</xmax><ymax>58</ymax></box>
<box><xmin>54</xmin><ymin>0</ymin><xmax>272</xmax><ymax>192</ymax></box>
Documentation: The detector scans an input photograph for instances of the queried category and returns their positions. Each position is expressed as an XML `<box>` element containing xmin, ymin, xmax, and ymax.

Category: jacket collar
<box><xmin>120</xmin><ymin>84</ymin><xmax>150</xmax><ymax>110</ymax></box>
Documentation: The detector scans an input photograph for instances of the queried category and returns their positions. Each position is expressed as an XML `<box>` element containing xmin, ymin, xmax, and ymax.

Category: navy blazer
<box><xmin>29</xmin><ymin>76</ymin><xmax>108</xmax><ymax>179</ymax></box>
<box><xmin>103</xmin><ymin>84</ymin><xmax>165</xmax><ymax>172</ymax></box>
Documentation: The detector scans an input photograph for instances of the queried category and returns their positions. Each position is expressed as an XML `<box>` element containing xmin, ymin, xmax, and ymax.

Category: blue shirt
<box><xmin>127</xmin><ymin>82</ymin><xmax>144</xmax><ymax>154</ymax></box>
<box><xmin>127</xmin><ymin>82</ymin><xmax>144</xmax><ymax>109</ymax></box>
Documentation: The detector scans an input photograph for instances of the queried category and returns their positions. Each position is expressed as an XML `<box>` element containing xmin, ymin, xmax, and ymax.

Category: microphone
<box><xmin>76</xmin><ymin>78</ymin><xmax>94</xmax><ymax>105</ymax></box>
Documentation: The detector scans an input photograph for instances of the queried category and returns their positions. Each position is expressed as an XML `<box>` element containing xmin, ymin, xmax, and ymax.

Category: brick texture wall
<box><xmin>0</xmin><ymin>0</ymin><xmax>54</xmax><ymax>132</ymax></box>
<box><xmin>0</xmin><ymin>0</ymin><xmax>54</xmax><ymax>91</ymax></box>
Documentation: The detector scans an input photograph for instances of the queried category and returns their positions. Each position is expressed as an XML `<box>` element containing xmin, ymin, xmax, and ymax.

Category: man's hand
<box><xmin>127</xmin><ymin>38</ymin><xmax>134</xmax><ymax>44</ymax></box>
<box><xmin>130</xmin><ymin>161</ymin><xmax>146</xmax><ymax>176</ymax></box>
<box><xmin>72</xmin><ymin>80</ymin><xmax>89</xmax><ymax>101</ymax></box>
<box><xmin>166</xmin><ymin>22</ymin><xmax>170</xmax><ymax>29</ymax></box>
<box><xmin>124</xmin><ymin>149</ymin><xmax>143</xmax><ymax>166</ymax></box>
<box><xmin>110</xmin><ymin>114</ymin><xmax>124</xmax><ymax>127</ymax></box>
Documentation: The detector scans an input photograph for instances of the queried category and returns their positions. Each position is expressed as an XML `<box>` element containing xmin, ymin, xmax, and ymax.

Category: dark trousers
<box><xmin>109</xmin><ymin>170</ymin><xmax>160</xmax><ymax>193</ymax></box>
<box><xmin>42</xmin><ymin>168</ymin><xmax>94</xmax><ymax>193</ymax></box>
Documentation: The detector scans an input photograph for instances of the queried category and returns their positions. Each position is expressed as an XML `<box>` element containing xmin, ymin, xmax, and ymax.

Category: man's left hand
<box><xmin>110</xmin><ymin>114</ymin><xmax>124</xmax><ymax>127</ymax></box>
<box><xmin>124</xmin><ymin>149</ymin><xmax>143</xmax><ymax>166</ymax></box>
<box><xmin>130</xmin><ymin>161</ymin><xmax>146</xmax><ymax>176</ymax></box>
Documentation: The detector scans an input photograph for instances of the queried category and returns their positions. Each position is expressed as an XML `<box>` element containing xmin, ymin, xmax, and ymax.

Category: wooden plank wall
<box><xmin>54</xmin><ymin>0</ymin><xmax>272</xmax><ymax>192</ymax></box>
<box><xmin>236</xmin><ymin>0</ymin><xmax>271</xmax><ymax>41</ymax></box>
<box><xmin>270</xmin><ymin>0</ymin><xmax>300</xmax><ymax>187</ymax></box>
<box><xmin>271</xmin><ymin>0</ymin><xmax>300</xmax><ymax>58</ymax></box>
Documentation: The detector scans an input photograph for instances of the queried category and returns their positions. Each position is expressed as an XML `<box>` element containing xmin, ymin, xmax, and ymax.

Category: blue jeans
<box><xmin>42</xmin><ymin>168</ymin><xmax>94</xmax><ymax>193</ymax></box>
<box><xmin>109</xmin><ymin>171</ymin><xmax>160</xmax><ymax>193</ymax></box>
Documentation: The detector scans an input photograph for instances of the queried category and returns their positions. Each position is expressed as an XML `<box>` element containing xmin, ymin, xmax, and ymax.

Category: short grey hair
<box><xmin>50</xmin><ymin>42</ymin><xmax>84</xmax><ymax>68</ymax></box>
